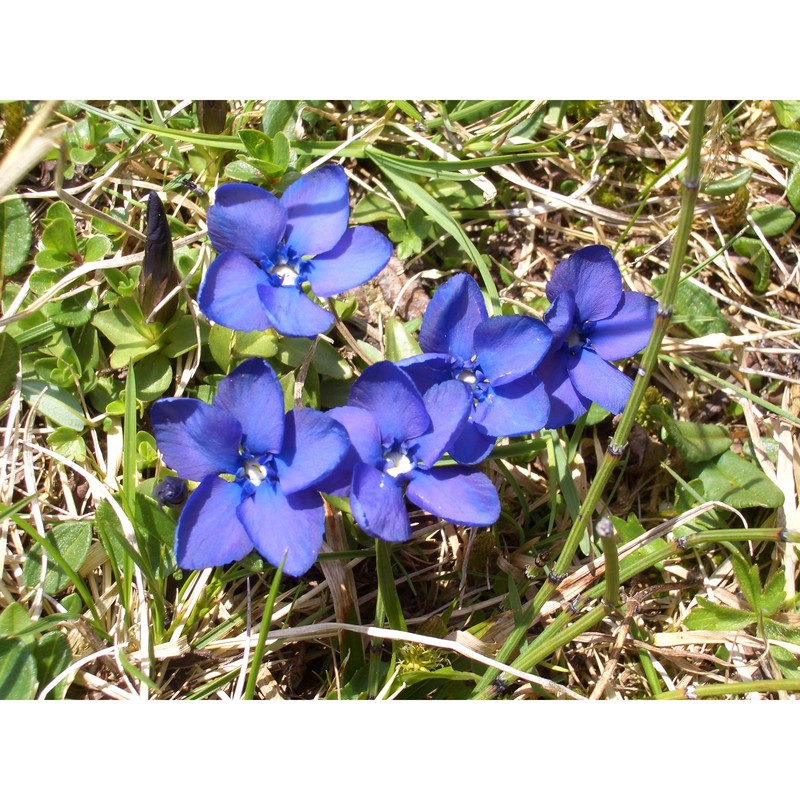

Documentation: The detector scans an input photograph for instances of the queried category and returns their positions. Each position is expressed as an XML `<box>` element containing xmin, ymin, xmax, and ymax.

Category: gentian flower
<box><xmin>198</xmin><ymin>165</ymin><xmax>392</xmax><ymax>338</ymax></box>
<box><xmin>326</xmin><ymin>361</ymin><xmax>501</xmax><ymax>542</ymax></box>
<box><xmin>151</xmin><ymin>358</ymin><xmax>349</xmax><ymax>576</ymax></box>
<box><xmin>396</xmin><ymin>274</ymin><xmax>552</xmax><ymax>464</ymax></box>
<box><xmin>536</xmin><ymin>244</ymin><xmax>658</xmax><ymax>427</ymax></box>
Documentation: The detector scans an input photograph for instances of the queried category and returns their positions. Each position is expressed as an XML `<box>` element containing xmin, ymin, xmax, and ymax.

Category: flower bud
<box><xmin>139</xmin><ymin>192</ymin><xmax>179</xmax><ymax>323</ymax></box>
<box><xmin>197</xmin><ymin>101</ymin><xmax>227</xmax><ymax>135</ymax></box>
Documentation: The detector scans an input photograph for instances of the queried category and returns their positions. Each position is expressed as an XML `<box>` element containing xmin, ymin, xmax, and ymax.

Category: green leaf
<box><xmin>162</xmin><ymin>316</ymin><xmax>199</xmax><ymax>359</ymax></box>
<box><xmin>136</xmin><ymin>431</ymin><xmax>158</xmax><ymax>470</ymax></box>
<box><xmin>385</xmin><ymin>316</ymin><xmax>423</xmax><ymax>361</ymax></box>
<box><xmin>400</xmin><ymin>667</ymin><xmax>482</xmax><ymax>686</ymax></box>
<box><xmin>84</xmin><ymin>234</ymin><xmax>112</xmax><ymax>262</ymax></box>
<box><xmin>771</xmin><ymin>645</ymin><xmax>800</xmax><ymax>679</ymax></box>
<box><xmin>0</xmin><ymin>196</ymin><xmax>32</xmax><ymax>278</ymax></box>
<box><xmin>749</xmin><ymin>205</ymin><xmax>796</xmax><ymax>237</ymax></box>
<box><xmin>787</xmin><ymin>163</ymin><xmax>800</xmax><ymax>213</ymax></box>
<box><xmin>34</xmin><ymin>631</ymin><xmax>72</xmax><ymax>699</ymax></box>
<box><xmin>763</xmin><ymin>618</ymin><xmax>800</xmax><ymax>647</ymax></box>
<box><xmin>132</xmin><ymin>493</ymin><xmax>177</xmax><ymax>578</ymax></box>
<box><xmin>651</xmin><ymin>406</ymin><xmax>731</xmax><ymax>463</ymax></box>
<box><xmin>134</xmin><ymin>492</ymin><xmax>176</xmax><ymax>548</ymax></box>
<box><xmin>684</xmin><ymin>596</ymin><xmax>756</xmax><ymax>631</ymax></box>
<box><xmin>0</xmin><ymin>602</ymin><xmax>36</xmax><ymax>644</ymax></box>
<box><xmin>0</xmin><ymin>639</ymin><xmax>38</xmax><ymax>699</ymax></box>
<box><xmin>208</xmin><ymin>324</ymin><xmax>235</xmax><ymax>371</ymax></box>
<box><xmin>772</xmin><ymin>100</ymin><xmax>800</xmax><ymax>128</ymax></box>
<box><xmin>238</xmin><ymin>130</ymin><xmax>290</xmax><ymax>178</ymax></box>
<box><xmin>760</xmin><ymin>570</ymin><xmax>786</xmax><ymax>617</ymax></box>
<box><xmin>702</xmin><ymin>167</ymin><xmax>752</xmax><ymax>197</ymax></box>
<box><xmin>41</xmin><ymin>217</ymin><xmax>80</xmax><ymax>259</ymax></box>
<box><xmin>46</xmin><ymin>427</ymin><xmax>86</xmax><ymax>463</ymax></box>
<box><xmin>92</xmin><ymin>307</ymin><xmax>153</xmax><ymax>349</ymax></box>
<box><xmin>730</xmin><ymin>553</ymin><xmax>760</xmax><ymax>611</ymax></box>
<box><xmin>44</xmin><ymin>287</ymin><xmax>97</xmax><ymax>327</ymax></box>
<box><xmin>261</xmin><ymin>100</ymin><xmax>300</xmax><ymax>138</ymax></box>
<box><xmin>133</xmin><ymin>354</ymin><xmax>173</xmax><ymax>401</ymax></box>
<box><xmin>387</xmin><ymin>217</ymin><xmax>423</xmax><ymax>259</ymax></box>
<box><xmin>21</xmin><ymin>521</ymin><xmax>93</xmax><ymax>594</ymax></box>
<box><xmin>239</xmin><ymin>129</ymin><xmax>273</xmax><ymax>160</ymax></box>
<box><xmin>234</xmin><ymin>328</ymin><xmax>279</xmax><ymax>360</ymax></box>
<box><xmin>352</xmin><ymin>192</ymin><xmax>397</xmax><ymax>224</ymax></box>
<box><xmin>767</xmin><ymin>130</ymin><xmax>800</xmax><ymax>164</ymax></box>
<box><xmin>20</xmin><ymin>379</ymin><xmax>86</xmax><ymax>431</ymax></box>
<box><xmin>653</xmin><ymin>275</ymin><xmax>729</xmax><ymax>337</ymax></box>
<box><xmin>610</xmin><ymin>513</ymin><xmax>666</xmax><ymax>562</ymax></box>
<box><xmin>223</xmin><ymin>159</ymin><xmax>265</xmax><ymax>183</ymax></box>
<box><xmin>693</xmin><ymin>450</ymin><xmax>785</xmax><ymax>509</ymax></box>
<box><xmin>0</xmin><ymin>331</ymin><xmax>20</xmax><ymax>401</ymax></box>
<box><xmin>34</xmin><ymin>248</ymin><xmax>74</xmax><ymax>270</ymax></box>
<box><xmin>273</xmin><ymin>336</ymin><xmax>353</xmax><ymax>380</ymax></box>
<box><xmin>585</xmin><ymin>403</ymin><xmax>611</xmax><ymax>425</ymax></box>
<box><xmin>732</xmin><ymin>236</ymin><xmax>766</xmax><ymax>259</ymax></box>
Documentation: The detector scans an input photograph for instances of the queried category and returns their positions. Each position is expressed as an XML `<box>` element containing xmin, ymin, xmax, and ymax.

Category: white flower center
<box><xmin>270</xmin><ymin>264</ymin><xmax>301</xmax><ymax>286</ymax></box>
<box><xmin>242</xmin><ymin>458</ymin><xmax>268</xmax><ymax>486</ymax></box>
<box><xmin>385</xmin><ymin>450</ymin><xmax>414</xmax><ymax>479</ymax></box>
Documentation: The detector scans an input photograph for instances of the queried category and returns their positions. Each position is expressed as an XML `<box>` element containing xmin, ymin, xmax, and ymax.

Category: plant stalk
<box><xmin>472</xmin><ymin>100</ymin><xmax>709</xmax><ymax>698</ymax></box>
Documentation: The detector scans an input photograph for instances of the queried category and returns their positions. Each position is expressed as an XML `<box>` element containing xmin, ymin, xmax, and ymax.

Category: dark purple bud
<box><xmin>197</xmin><ymin>101</ymin><xmax>227</xmax><ymax>135</ymax></box>
<box><xmin>139</xmin><ymin>192</ymin><xmax>179</xmax><ymax>323</ymax></box>
<box><xmin>153</xmin><ymin>476</ymin><xmax>186</xmax><ymax>508</ymax></box>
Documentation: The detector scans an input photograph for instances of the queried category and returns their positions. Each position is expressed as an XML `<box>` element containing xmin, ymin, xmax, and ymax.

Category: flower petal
<box><xmin>587</xmin><ymin>291</ymin><xmax>657</xmax><ymax>360</ymax></box>
<box><xmin>412</xmin><ymin>380</ymin><xmax>472</xmax><ymax>466</ymax></box>
<box><xmin>281</xmin><ymin>165</ymin><xmax>350</xmax><ymax>257</ymax></box>
<box><xmin>198</xmin><ymin>250</ymin><xmax>273</xmax><ymax>332</ymax></box>
<box><xmin>350</xmin><ymin>462</ymin><xmax>410</xmax><ymax>541</ymax></box>
<box><xmin>307</xmin><ymin>226</ymin><xmax>393</xmax><ymax>297</ymax></box>
<box><xmin>419</xmin><ymin>273</ymin><xmax>486</xmax><ymax>362</ymax></box>
<box><xmin>396</xmin><ymin>353</ymin><xmax>456</xmax><ymax>395</ymax></box>
<box><xmin>546</xmin><ymin>245</ymin><xmax>623</xmax><ymax>323</ymax></box>
<box><xmin>151</xmin><ymin>398</ymin><xmax>241</xmax><ymax>481</ymax></box>
<box><xmin>175</xmin><ymin>476</ymin><xmax>252</xmax><ymax>569</ymax></box>
<box><xmin>474</xmin><ymin>315</ymin><xmax>553</xmax><ymax>386</ymax></box>
<box><xmin>474</xmin><ymin>372</ymin><xmax>550</xmax><ymax>437</ymax></box>
<box><xmin>275</xmin><ymin>408</ymin><xmax>350</xmax><ymax>494</ymax></box>
<box><xmin>348</xmin><ymin>361</ymin><xmax>431</xmax><ymax>446</ymax></box>
<box><xmin>536</xmin><ymin>349</ymin><xmax>591</xmax><ymax>428</ymax></box>
<box><xmin>568</xmin><ymin>347</ymin><xmax>634</xmax><ymax>414</ymax></box>
<box><xmin>237</xmin><ymin>484</ymin><xmax>325</xmax><ymax>577</ymax></box>
<box><xmin>327</xmin><ymin>406</ymin><xmax>383</xmax><ymax>465</ymax></box>
<box><xmin>406</xmin><ymin>467</ymin><xmax>499</xmax><ymax>527</ymax></box>
<box><xmin>207</xmin><ymin>183</ymin><xmax>286</xmax><ymax>263</ymax></box>
<box><xmin>449</xmin><ymin>423</ymin><xmax>496</xmax><ymax>466</ymax></box>
<box><xmin>543</xmin><ymin>290</ymin><xmax>577</xmax><ymax>349</ymax></box>
<box><xmin>317</xmin><ymin>406</ymin><xmax>384</xmax><ymax>495</ymax></box>
<box><xmin>213</xmin><ymin>358</ymin><xmax>284</xmax><ymax>456</ymax></box>
<box><xmin>257</xmin><ymin>284</ymin><xmax>335</xmax><ymax>338</ymax></box>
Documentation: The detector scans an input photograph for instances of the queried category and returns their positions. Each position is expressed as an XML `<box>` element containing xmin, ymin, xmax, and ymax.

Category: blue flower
<box><xmin>396</xmin><ymin>274</ymin><xmax>552</xmax><ymax>464</ymax></box>
<box><xmin>198</xmin><ymin>165</ymin><xmax>393</xmax><ymax>338</ymax></box>
<box><xmin>325</xmin><ymin>361</ymin><xmax>500</xmax><ymax>542</ymax></box>
<box><xmin>150</xmin><ymin>358</ymin><xmax>349</xmax><ymax>576</ymax></box>
<box><xmin>535</xmin><ymin>244</ymin><xmax>658</xmax><ymax>427</ymax></box>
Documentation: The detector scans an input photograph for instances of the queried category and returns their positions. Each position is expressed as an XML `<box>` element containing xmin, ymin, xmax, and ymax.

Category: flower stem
<box><xmin>655</xmin><ymin>679</ymin><xmax>800</xmax><ymax>700</ymax></box>
<box><xmin>243</xmin><ymin>558</ymin><xmax>284</xmax><ymax>701</ymax></box>
<box><xmin>471</xmin><ymin>100</ymin><xmax>709</xmax><ymax>699</ymax></box>
<box><xmin>596</xmin><ymin>516</ymin><xmax>620</xmax><ymax>607</ymax></box>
